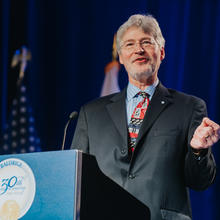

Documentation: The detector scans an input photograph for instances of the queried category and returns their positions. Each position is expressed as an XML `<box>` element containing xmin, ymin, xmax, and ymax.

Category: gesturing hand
<box><xmin>190</xmin><ymin>117</ymin><xmax>220</xmax><ymax>150</ymax></box>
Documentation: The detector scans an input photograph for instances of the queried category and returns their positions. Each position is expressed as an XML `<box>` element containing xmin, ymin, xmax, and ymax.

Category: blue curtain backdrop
<box><xmin>0</xmin><ymin>0</ymin><xmax>220</xmax><ymax>219</ymax></box>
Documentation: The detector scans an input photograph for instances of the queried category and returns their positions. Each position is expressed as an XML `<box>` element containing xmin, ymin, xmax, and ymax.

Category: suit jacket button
<box><xmin>128</xmin><ymin>174</ymin><xmax>135</xmax><ymax>179</ymax></box>
<box><xmin>121</xmin><ymin>149</ymin><xmax>126</xmax><ymax>154</ymax></box>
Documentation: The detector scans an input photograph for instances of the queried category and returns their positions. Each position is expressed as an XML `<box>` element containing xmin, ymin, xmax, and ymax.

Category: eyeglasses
<box><xmin>120</xmin><ymin>39</ymin><xmax>156</xmax><ymax>52</ymax></box>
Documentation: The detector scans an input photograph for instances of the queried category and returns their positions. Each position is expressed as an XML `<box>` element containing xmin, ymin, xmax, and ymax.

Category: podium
<box><xmin>0</xmin><ymin>150</ymin><xmax>150</xmax><ymax>219</ymax></box>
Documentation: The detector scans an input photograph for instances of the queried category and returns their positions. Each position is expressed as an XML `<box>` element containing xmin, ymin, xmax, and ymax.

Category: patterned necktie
<box><xmin>128</xmin><ymin>92</ymin><xmax>150</xmax><ymax>155</ymax></box>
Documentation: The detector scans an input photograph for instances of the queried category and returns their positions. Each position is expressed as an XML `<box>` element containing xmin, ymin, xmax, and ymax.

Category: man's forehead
<box><xmin>122</xmin><ymin>26</ymin><xmax>153</xmax><ymax>41</ymax></box>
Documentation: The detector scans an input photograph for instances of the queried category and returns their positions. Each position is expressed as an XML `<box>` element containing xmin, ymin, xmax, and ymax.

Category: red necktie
<box><xmin>128</xmin><ymin>92</ymin><xmax>150</xmax><ymax>155</ymax></box>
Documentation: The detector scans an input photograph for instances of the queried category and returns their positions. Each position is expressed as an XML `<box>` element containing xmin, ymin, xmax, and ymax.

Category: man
<box><xmin>71</xmin><ymin>14</ymin><xmax>220</xmax><ymax>220</ymax></box>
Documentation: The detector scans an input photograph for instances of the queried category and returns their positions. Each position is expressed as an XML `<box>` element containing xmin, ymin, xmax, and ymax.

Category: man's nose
<box><xmin>134</xmin><ymin>42</ymin><xmax>145</xmax><ymax>53</ymax></box>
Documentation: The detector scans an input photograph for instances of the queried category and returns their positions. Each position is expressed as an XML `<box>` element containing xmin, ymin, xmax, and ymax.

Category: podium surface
<box><xmin>0</xmin><ymin>150</ymin><xmax>78</xmax><ymax>220</ymax></box>
<box><xmin>0</xmin><ymin>150</ymin><xmax>150</xmax><ymax>219</ymax></box>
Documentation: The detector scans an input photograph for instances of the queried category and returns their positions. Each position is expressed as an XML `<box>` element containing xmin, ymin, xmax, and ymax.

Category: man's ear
<box><xmin>160</xmin><ymin>47</ymin><xmax>165</xmax><ymax>61</ymax></box>
<box><xmin>119</xmin><ymin>54</ymin><xmax>124</xmax><ymax>64</ymax></box>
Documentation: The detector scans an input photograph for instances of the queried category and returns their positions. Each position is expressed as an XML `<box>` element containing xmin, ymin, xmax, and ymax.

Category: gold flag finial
<box><xmin>112</xmin><ymin>34</ymin><xmax>118</xmax><ymax>61</ymax></box>
<box><xmin>11</xmin><ymin>46</ymin><xmax>32</xmax><ymax>85</ymax></box>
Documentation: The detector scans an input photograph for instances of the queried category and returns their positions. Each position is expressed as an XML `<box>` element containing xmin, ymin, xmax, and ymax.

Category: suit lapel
<box><xmin>135</xmin><ymin>83</ymin><xmax>173</xmax><ymax>146</ymax></box>
<box><xmin>105</xmin><ymin>84</ymin><xmax>173</xmax><ymax>150</ymax></box>
<box><xmin>106</xmin><ymin>89</ymin><xmax>128</xmax><ymax>146</ymax></box>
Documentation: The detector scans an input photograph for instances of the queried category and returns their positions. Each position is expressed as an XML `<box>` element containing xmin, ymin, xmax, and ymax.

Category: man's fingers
<box><xmin>191</xmin><ymin>117</ymin><xmax>220</xmax><ymax>149</ymax></box>
<box><xmin>201</xmin><ymin>117</ymin><xmax>211</xmax><ymax>127</ymax></box>
<box><xmin>202</xmin><ymin>117</ymin><xmax>220</xmax><ymax>131</ymax></box>
<box><xmin>201</xmin><ymin>117</ymin><xmax>220</xmax><ymax>137</ymax></box>
<box><xmin>191</xmin><ymin>134</ymin><xmax>215</xmax><ymax>149</ymax></box>
<box><xmin>195</xmin><ymin>126</ymin><xmax>214</xmax><ymax>140</ymax></box>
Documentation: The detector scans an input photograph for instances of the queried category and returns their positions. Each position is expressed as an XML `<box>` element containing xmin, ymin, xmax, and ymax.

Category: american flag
<box><xmin>100</xmin><ymin>34</ymin><xmax>120</xmax><ymax>97</ymax></box>
<box><xmin>0</xmin><ymin>82</ymin><xmax>41</xmax><ymax>155</ymax></box>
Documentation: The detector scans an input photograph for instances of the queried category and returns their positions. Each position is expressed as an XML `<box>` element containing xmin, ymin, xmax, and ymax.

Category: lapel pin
<box><xmin>161</xmin><ymin>101</ymin><xmax>165</xmax><ymax>104</ymax></box>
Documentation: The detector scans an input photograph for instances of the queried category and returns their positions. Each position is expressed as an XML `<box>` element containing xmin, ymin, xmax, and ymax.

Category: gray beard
<box><xmin>130</xmin><ymin>64</ymin><xmax>156</xmax><ymax>81</ymax></box>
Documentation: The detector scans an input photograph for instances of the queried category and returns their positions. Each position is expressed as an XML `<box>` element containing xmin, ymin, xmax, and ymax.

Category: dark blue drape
<box><xmin>1</xmin><ymin>0</ymin><xmax>220</xmax><ymax>219</ymax></box>
<box><xmin>0</xmin><ymin>0</ymin><xmax>10</xmax><ymax>130</ymax></box>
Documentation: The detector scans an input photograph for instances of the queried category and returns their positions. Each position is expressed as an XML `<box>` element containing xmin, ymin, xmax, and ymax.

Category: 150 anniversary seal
<box><xmin>0</xmin><ymin>158</ymin><xmax>36</xmax><ymax>220</ymax></box>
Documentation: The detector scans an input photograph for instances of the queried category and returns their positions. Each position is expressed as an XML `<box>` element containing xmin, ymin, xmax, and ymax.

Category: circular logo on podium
<box><xmin>0</xmin><ymin>158</ymin><xmax>36</xmax><ymax>219</ymax></box>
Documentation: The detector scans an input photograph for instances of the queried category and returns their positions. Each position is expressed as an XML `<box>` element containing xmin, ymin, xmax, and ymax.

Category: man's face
<box><xmin>119</xmin><ymin>26</ymin><xmax>165</xmax><ymax>84</ymax></box>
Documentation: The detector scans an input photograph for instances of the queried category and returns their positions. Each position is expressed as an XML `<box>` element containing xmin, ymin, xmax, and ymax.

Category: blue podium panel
<box><xmin>0</xmin><ymin>150</ymin><xmax>79</xmax><ymax>220</ymax></box>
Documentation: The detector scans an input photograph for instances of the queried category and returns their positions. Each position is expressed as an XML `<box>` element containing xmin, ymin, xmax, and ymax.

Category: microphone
<box><xmin>61</xmin><ymin>111</ymin><xmax>78</xmax><ymax>150</ymax></box>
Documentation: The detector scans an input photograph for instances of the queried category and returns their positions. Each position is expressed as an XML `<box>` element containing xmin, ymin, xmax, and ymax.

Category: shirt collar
<box><xmin>127</xmin><ymin>78</ymin><xmax>159</xmax><ymax>101</ymax></box>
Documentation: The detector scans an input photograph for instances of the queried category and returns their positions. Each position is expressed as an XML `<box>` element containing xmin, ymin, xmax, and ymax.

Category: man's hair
<box><xmin>116</xmin><ymin>14</ymin><xmax>165</xmax><ymax>53</ymax></box>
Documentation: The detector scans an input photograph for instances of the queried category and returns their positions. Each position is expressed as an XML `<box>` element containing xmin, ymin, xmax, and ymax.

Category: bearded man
<box><xmin>72</xmin><ymin>14</ymin><xmax>220</xmax><ymax>220</ymax></box>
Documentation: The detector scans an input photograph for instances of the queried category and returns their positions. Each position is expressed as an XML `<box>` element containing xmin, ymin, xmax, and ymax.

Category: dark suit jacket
<box><xmin>71</xmin><ymin>83</ymin><xmax>216</xmax><ymax>220</ymax></box>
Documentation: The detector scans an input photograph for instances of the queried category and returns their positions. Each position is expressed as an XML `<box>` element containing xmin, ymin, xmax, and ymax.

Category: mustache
<box><xmin>132</xmin><ymin>57</ymin><xmax>151</xmax><ymax>63</ymax></box>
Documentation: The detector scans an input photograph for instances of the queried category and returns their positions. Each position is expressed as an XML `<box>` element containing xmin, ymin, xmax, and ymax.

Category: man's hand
<box><xmin>190</xmin><ymin>117</ymin><xmax>220</xmax><ymax>150</ymax></box>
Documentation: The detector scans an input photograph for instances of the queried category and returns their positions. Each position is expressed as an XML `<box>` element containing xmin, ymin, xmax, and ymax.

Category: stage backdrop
<box><xmin>0</xmin><ymin>0</ymin><xmax>220</xmax><ymax>219</ymax></box>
